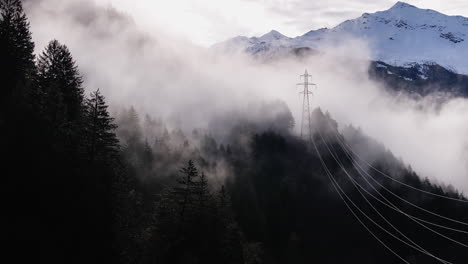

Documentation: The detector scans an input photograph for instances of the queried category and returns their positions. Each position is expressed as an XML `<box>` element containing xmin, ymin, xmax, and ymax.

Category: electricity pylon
<box><xmin>296</xmin><ymin>69</ymin><xmax>316</xmax><ymax>142</ymax></box>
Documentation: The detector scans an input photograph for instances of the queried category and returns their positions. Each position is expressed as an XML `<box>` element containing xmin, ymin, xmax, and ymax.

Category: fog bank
<box><xmin>24</xmin><ymin>0</ymin><xmax>468</xmax><ymax>192</ymax></box>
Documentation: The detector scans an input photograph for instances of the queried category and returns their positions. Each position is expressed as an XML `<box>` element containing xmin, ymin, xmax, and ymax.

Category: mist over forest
<box><xmin>3</xmin><ymin>0</ymin><xmax>468</xmax><ymax>263</ymax></box>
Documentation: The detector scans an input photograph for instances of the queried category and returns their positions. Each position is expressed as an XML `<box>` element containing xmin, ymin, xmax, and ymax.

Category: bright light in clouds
<box><xmin>97</xmin><ymin>0</ymin><xmax>281</xmax><ymax>46</ymax></box>
<box><xmin>97</xmin><ymin>0</ymin><xmax>468</xmax><ymax>46</ymax></box>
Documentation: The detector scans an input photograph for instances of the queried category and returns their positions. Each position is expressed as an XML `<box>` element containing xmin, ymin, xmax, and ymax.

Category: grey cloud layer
<box><xmin>24</xmin><ymin>0</ymin><xmax>468</xmax><ymax>193</ymax></box>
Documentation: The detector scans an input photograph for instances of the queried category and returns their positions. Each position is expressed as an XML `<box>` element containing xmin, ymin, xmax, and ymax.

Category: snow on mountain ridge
<box><xmin>257</xmin><ymin>30</ymin><xmax>289</xmax><ymax>41</ymax></box>
<box><xmin>390</xmin><ymin>1</ymin><xmax>416</xmax><ymax>9</ymax></box>
<box><xmin>215</xmin><ymin>1</ymin><xmax>468</xmax><ymax>74</ymax></box>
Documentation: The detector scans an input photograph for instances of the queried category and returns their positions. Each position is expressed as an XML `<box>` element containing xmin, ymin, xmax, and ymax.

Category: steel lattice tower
<box><xmin>297</xmin><ymin>69</ymin><xmax>316</xmax><ymax>142</ymax></box>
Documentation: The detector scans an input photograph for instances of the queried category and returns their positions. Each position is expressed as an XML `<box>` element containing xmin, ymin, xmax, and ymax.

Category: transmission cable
<box><xmin>335</xmin><ymin>129</ymin><xmax>468</xmax><ymax>203</ymax></box>
<box><xmin>315</xmin><ymin>130</ymin><xmax>454</xmax><ymax>263</ymax></box>
<box><xmin>311</xmin><ymin>138</ymin><xmax>411</xmax><ymax>264</ymax></box>
<box><xmin>327</xmin><ymin>128</ymin><xmax>468</xmax><ymax>226</ymax></box>
<box><xmin>317</xmin><ymin>120</ymin><xmax>468</xmax><ymax>248</ymax></box>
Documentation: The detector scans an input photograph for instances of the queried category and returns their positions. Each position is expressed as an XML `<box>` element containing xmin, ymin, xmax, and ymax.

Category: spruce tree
<box><xmin>218</xmin><ymin>185</ymin><xmax>229</xmax><ymax>214</ymax></box>
<box><xmin>0</xmin><ymin>0</ymin><xmax>35</xmax><ymax>107</ymax></box>
<box><xmin>142</xmin><ymin>139</ymin><xmax>154</xmax><ymax>169</ymax></box>
<box><xmin>172</xmin><ymin>160</ymin><xmax>199</xmax><ymax>221</ymax></box>
<box><xmin>84</xmin><ymin>89</ymin><xmax>119</xmax><ymax>163</ymax></box>
<box><xmin>36</xmin><ymin>40</ymin><xmax>86</xmax><ymax>155</ymax></box>
<box><xmin>196</xmin><ymin>172</ymin><xmax>210</xmax><ymax>210</ymax></box>
<box><xmin>216</xmin><ymin>185</ymin><xmax>244</xmax><ymax>264</ymax></box>
<box><xmin>116</xmin><ymin>106</ymin><xmax>142</xmax><ymax>147</ymax></box>
<box><xmin>36</xmin><ymin>40</ymin><xmax>84</xmax><ymax>124</ymax></box>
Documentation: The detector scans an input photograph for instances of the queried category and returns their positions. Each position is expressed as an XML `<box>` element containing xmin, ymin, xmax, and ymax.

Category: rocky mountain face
<box><xmin>369</xmin><ymin>61</ymin><xmax>468</xmax><ymax>97</ymax></box>
<box><xmin>214</xmin><ymin>2</ymin><xmax>468</xmax><ymax>97</ymax></box>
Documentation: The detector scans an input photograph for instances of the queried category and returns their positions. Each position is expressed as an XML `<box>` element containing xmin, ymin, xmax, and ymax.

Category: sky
<box><xmin>98</xmin><ymin>0</ymin><xmax>468</xmax><ymax>46</ymax></box>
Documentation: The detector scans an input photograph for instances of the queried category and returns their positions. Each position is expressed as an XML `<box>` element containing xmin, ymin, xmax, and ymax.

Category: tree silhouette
<box><xmin>84</xmin><ymin>89</ymin><xmax>119</xmax><ymax>163</ymax></box>
<box><xmin>141</xmin><ymin>139</ymin><xmax>154</xmax><ymax>171</ymax></box>
<box><xmin>0</xmin><ymin>0</ymin><xmax>35</xmax><ymax>108</ymax></box>
<box><xmin>37</xmin><ymin>40</ymin><xmax>84</xmax><ymax>123</ymax></box>
<box><xmin>216</xmin><ymin>185</ymin><xmax>244</xmax><ymax>264</ymax></box>
<box><xmin>197</xmin><ymin>172</ymin><xmax>211</xmax><ymax>210</ymax></box>
<box><xmin>173</xmin><ymin>160</ymin><xmax>199</xmax><ymax>220</ymax></box>
<box><xmin>35</xmin><ymin>40</ymin><xmax>86</xmax><ymax>157</ymax></box>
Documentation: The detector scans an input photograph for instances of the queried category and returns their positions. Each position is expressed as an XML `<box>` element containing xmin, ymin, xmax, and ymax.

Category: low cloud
<box><xmin>24</xmin><ymin>0</ymin><xmax>468</xmax><ymax>192</ymax></box>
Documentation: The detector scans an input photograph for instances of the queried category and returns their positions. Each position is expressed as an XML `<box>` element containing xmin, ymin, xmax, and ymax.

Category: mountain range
<box><xmin>214</xmin><ymin>1</ymin><xmax>468</xmax><ymax>97</ymax></box>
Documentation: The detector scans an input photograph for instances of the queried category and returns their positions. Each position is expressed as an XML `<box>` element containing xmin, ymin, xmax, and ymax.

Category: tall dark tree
<box><xmin>36</xmin><ymin>40</ymin><xmax>84</xmax><ymax>124</ymax></box>
<box><xmin>218</xmin><ymin>185</ymin><xmax>229</xmax><ymax>215</ymax></box>
<box><xmin>0</xmin><ymin>0</ymin><xmax>35</xmax><ymax>109</ymax></box>
<box><xmin>216</xmin><ymin>185</ymin><xmax>244</xmax><ymax>264</ymax></box>
<box><xmin>84</xmin><ymin>89</ymin><xmax>119</xmax><ymax>163</ymax></box>
<box><xmin>2</xmin><ymin>3</ymin><xmax>38</xmax><ymax>261</ymax></box>
<box><xmin>151</xmin><ymin>161</ymin><xmax>245</xmax><ymax>264</ymax></box>
<box><xmin>142</xmin><ymin>139</ymin><xmax>154</xmax><ymax>169</ymax></box>
<box><xmin>196</xmin><ymin>172</ymin><xmax>211</xmax><ymax>211</ymax></box>
<box><xmin>152</xmin><ymin>160</ymin><xmax>200</xmax><ymax>263</ymax></box>
<box><xmin>36</xmin><ymin>40</ymin><xmax>85</xmax><ymax>155</ymax></box>
<box><xmin>173</xmin><ymin>160</ymin><xmax>199</xmax><ymax>220</ymax></box>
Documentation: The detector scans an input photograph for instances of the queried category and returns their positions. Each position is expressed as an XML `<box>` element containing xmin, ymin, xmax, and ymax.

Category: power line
<box><xmin>329</xmin><ymin>130</ymin><xmax>468</xmax><ymax>227</ymax></box>
<box><xmin>317</xmin><ymin>119</ymin><xmax>468</xmax><ymax>247</ymax></box>
<box><xmin>293</xmin><ymin>70</ymin><xmax>466</xmax><ymax>263</ymax></box>
<box><xmin>310</xmin><ymin>139</ymin><xmax>411</xmax><ymax>264</ymax></box>
<box><xmin>337</xmin><ymin>135</ymin><xmax>468</xmax><ymax>203</ymax></box>
<box><xmin>296</xmin><ymin>70</ymin><xmax>412</xmax><ymax>263</ymax></box>
<box><xmin>315</xmin><ymin>128</ymin><xmax>454</xmax><ymax>263</ymax></box>
<box><xmin>331</xmin><ymin>131</ymin><xmax>468</xmax><ymax>234</ymax></box>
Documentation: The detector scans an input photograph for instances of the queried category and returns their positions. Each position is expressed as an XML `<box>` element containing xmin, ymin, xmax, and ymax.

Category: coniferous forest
<box><xmin>3</xmin><ymin>1</ymin><xmax>468</xmax><ymax>263</ymax></box>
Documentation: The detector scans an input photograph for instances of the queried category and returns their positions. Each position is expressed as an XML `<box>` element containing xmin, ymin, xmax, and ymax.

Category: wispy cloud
<box><xmin>24</xmin><ymin>0</ymin><xmax>468</xmax><ymax>192</ymax></box>
<box><xmin>70</xmin><ymin>0</ymin><xmax>468</xmax><ymax>46</ymax></box>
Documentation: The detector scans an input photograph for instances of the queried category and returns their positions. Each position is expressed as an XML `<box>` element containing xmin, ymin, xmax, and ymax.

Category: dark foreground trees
<box><xmin>144</xmin><ymin>160</ymin><xmax>244</xmax><ymax>264</ymax></box>
<box><xmin>2</xmin><ymin>1</ymin><xmax>126</xmax><ymax>263</ymax></box>
<box><xmin>4</xmin><ymin>1</ymin><xmax>468</xmax><ymax>264</ymax></box>
<box><xmin>2</xmin><ymin>3</ymin><xmax>244</xmax><ymax>263</ymax></box>
<box><xmin>0</xmin><ymin>0</ymin><xmax>35</xmax><ymax>108</ymax></box>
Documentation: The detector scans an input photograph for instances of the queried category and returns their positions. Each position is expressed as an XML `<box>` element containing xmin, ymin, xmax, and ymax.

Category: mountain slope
<box><xmin>369</xmin><ymin>61</ymin><xmax>468</xmax><ymax>97</ymax></box>
<box><xmin>215</xmin><ymin>2</ymin><xmax>468</xmax><ymax>74</ymax></box>
<box><xmin>214</xmin><ymin>1</ymin><xmax>468</xmax><ymax>97</ymax></box>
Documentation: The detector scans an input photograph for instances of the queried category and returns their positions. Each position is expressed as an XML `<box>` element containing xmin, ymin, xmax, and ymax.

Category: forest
<box><xmin>3</xmin><ymin>1</ymin><xmax>468</xmax><ymax>263</ymax></box>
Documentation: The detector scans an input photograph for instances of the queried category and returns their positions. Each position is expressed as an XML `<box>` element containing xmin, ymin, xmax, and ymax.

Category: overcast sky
<box><xmin>97</xmin><ymin>0</ymin><xmax>468</xmax><ymax>46</ymax></box>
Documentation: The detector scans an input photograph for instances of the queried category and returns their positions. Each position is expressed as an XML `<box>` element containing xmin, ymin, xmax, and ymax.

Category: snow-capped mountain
<box><xmin>214</xmin><ymin>1</ymin><xmax>468</xmax><ymax>75</ymax></box>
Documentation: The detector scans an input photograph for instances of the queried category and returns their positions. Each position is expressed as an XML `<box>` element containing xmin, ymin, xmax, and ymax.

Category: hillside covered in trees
<box><xmin>3</xmin><ymin>1</ymin><xmax>468</xmax><ymax>263</ymax></box>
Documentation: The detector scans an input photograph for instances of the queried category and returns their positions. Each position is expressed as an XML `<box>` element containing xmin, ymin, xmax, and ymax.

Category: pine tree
<box><xmin>152</xmin><ymin>160</ymin><xmax>200</xmax><ymax>263</ymax></box>
<box><xmin>126</xmin><ymin>106</ymin><xmax>141</xmax><ymax>140</ymax></box>
<box><xmin>154</xmin><ymin>126</ymin><xmax>171</xmax><ymax>154</ymax></box>
<box><xmin>196</xmin><ymin>172</ymin><xmax>210</xmax><ymax>210</ymax></box>
<box><xmin>84</xmin><ymin>89</ymin><xmax>119</xmax><ymax>163</ymax></box>
<box><xmin>172</xmin><ymin>160</ymin><xmax>199</xmax><ymax>221</ymax></box>
<box><xmin>117</xmin><ymin>106</ymin><xmax>142</xmax><ymax>146</ymax></box>
<box><xmin>0</xmin><ymin>0</ymin><xmax>35</xmax><ymax>107</ymax></box>
<box><xmin>142</xmin><ymin>139</ymin><xmax>154</xmax><ymax>173</ymax></box>
<box><xmin>36</xmin><ymin>40</ymin><xmax>84</xmax><ymax>124</ymax></box>
<box><xmin>216</xmin><ymin>185</ymin><xmax>244</xmax><ymax>264</ymax></box>
<box><xmin>34</xmin><ymin>40</ymin><xmax>86</xmax><ymax>157</ymax></box>
<box><xmin>218</xmin><ymin>185</ymin><xmax>229</xmax><ymax>212</ymax></box>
